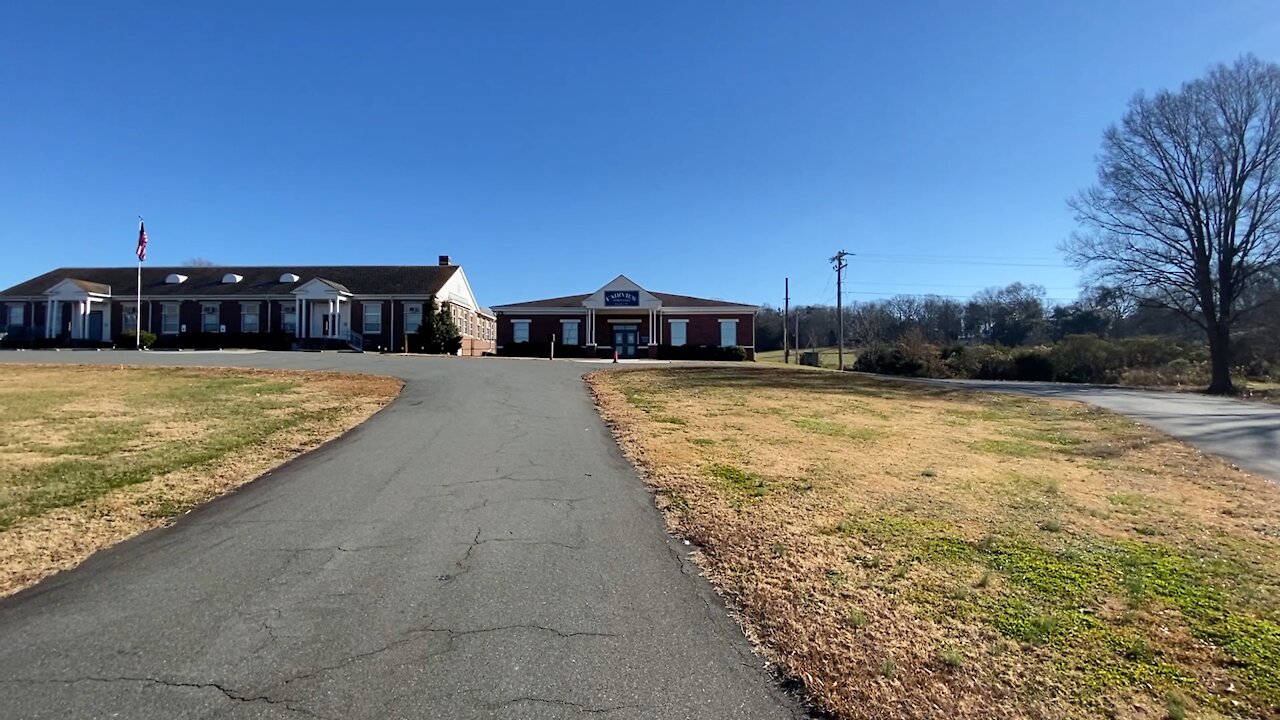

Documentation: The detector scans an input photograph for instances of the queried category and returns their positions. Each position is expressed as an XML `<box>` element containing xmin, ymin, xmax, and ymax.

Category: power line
<box><xmin>857</xmin><ymin>252</ymin><xmax>1063</xmax><ymax>262</ymax></box>
<box><xmin>836</xmin><ymin>289</ymin><xmax>1076</xmax><ymax>303</ymax></box>
<box><xmin>857</xmin><ymin>257</ymin><xmax>1066</xmax><ymax>268</ymax></box>
<box><xmin>845</xmin><ymin>281</ymin><xmax>1081</xmax><ymax>291</ymax></box>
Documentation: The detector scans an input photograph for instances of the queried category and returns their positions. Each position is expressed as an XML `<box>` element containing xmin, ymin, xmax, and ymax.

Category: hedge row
<box><xmin>148</xmin><ymin>331</ymin><xmax>297</xmax><ymax>350</ymax></box>
<box><xmin>853</xmin><ymin>335</ymin><xmax>1234</xmax><ymax>385</ymax></box>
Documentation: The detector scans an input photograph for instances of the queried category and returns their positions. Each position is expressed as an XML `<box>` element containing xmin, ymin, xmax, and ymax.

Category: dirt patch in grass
<box><xmin>589</xmin><ymin>365</ymin><xmax>1280</xmax><ymax>720</ymax></box>
<box><xmin>0</xmin><ymin>364</ymin><xmax>402</xmax><ymax>595</ymax></box>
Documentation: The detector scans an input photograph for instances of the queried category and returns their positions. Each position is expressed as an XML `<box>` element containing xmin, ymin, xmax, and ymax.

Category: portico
<box><xmin>291</xmin><ymin>278</ymin><xmax>353</xmax><ymax>341</ymax></box>
<box><xmin>43</xmin><ymin>279</ymin><xmax>112</xmax><ymax>342</ymax></box>
<box><xmin>581</xmin><ymin>278</ymin><xmax>665</xmax><ymax>356</ymax></box>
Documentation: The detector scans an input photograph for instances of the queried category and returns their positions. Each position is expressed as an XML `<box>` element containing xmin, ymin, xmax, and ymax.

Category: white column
<box><xmin>45</xmin><ymin>300</ymin><xmax>52</xmax><ymax>338</ymax></box>
<box><xmin>328</xmin><ymin>299</ymin><xmax>336</xmax><ymax>337</ymax></box>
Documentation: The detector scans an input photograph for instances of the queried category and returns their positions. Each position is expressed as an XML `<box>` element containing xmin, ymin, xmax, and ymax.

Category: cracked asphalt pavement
<box><xmin>0</xmin><ymin>352</ymin><xmax>806</xmax><ymax>720</ymax></box>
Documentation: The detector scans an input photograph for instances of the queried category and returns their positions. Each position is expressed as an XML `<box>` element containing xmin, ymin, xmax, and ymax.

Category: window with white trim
<box><xmin>363</xmin><ymin>303</ymin><xmax>382</xmax><ymax>333</ymax></box>
<box><xmin>161</xmin><ymin>303</ymin><xmax>181</xmax><ymax>334</ymax></box>
<box><xmin>201</xmin><ymin>303</ymin><xmax>221</xmax><ymax>333</ymax></box>
<box><xmin>719</xmin><ymin>319</ymin><xmax>737</xmax><ymax>347</ymax></box>
<box><xmin>120</xmin><ymin>302</ymin><xmax>137</xmax><ymax>332</ymax></box>
<box><xmin>8</xmin><ymin>304</ymin><xmax>24</xmax><ymax>328</ymax></box>
<box><xmin>281</xmin><ymin>304</ymin><xmax>297</xmax><ymax>334</ymax></box>
<box><xmin>669</xmin><ymin>319</ymin><xmax>687</xmax><ymax>347</ymax></box>
<box><xmin>241</xmin><ymin>302</ymin><xmax>260</xmax><ymax>333</ymax></box>
<box><xmin>404</xmin><ymin>303</ymin><xmax>423</xmax><ymax>333</ymax></box>
<box><xmin>512</xmin><ymin>320</ymin><xmax>530</xmax><ymax>343</ymax></box>
<box><xmin>560</xmin><ymin>320</ymin><xmax>579</xmax><ymax>345</ymax></box>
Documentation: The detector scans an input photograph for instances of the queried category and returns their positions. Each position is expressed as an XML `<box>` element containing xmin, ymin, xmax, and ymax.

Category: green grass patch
<box><xmin>0</xmin><ymin>369</ymin><xmax>315</xmax><ymax>531</ymax></box>
<box><xmin>708</xmin><ymin>464</ymin><xmax>770</xmax><ymax>497</ymax></box>
<box><xmin>620</xmin><ymin>386</ymin><xmax>662</xmax><ymax>412</ymax></box>
<box><xmin>791</xmin><ymin>417</ymin><xmax>881</xmax><ymax>441</ymax></box>
<box><xmin>973</xmin><ymin>439</ymin><xmax>1046</xmax><ymax>458</ymax></box>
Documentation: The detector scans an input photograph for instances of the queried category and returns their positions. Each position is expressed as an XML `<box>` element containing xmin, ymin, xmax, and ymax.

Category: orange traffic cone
<box><xmin>613</xmin><ymin>349</ymin><xmax>619</xmax><ymax>363</ymax></box>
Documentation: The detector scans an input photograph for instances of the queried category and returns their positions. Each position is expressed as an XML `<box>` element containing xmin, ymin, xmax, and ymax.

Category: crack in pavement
<box><xmin>416</xmin><ymin>623</ymin><xmax>618</xmax><ymax>641</ymax></box>
<box><xmin>433</xmin><ymin>475</ymin><xmax>573</xmax><ymax>489</ymax></box>
<box><xmin>0</xmin><ymin>676</ymin><xmax>325</xmax><ymax>719</ymax></box>
<box><xmin>459</xmin><ymin>495</ymin><xmax>597</xmax><ymax>512</ymax></box>
<box><xmin>663</xmin><ymin>539</ymin><xmax>770</xmax><ymax>673</ymax></box>
<box><xmin>257</xmin><ymin>622</ymin><xmax>617</xmax><ymax>695</ymax></box>
<box><xmin>489</xmin><ymin>695</ymin><xmax>640</xmax><ymax>715</ymax></box>
<box><xmin>438</xmin><ymin>527</ymin><xmax>483</xmax><ymax>584</ymax></box>
<box><xmin>475</xmin><ymin>536</ymin><xmax>586</xmax><ymax>551</ymax></box>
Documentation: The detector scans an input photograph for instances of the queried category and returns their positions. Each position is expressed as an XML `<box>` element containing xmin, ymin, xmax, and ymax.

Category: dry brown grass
<box><xmin>590</xmin><ymin>365</ymin><xmax>1280</xmax><ymax>720</ymax></box>
<box><xmin>0</xmin><ymin>364</ymin><xmax>401</xmax><ymax>596</ymax></box>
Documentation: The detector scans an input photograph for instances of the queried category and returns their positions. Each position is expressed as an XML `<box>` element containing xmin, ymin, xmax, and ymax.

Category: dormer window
<box><xmin>165</xmin><ymin>273</ymin><xmax>188</xmax><ymax>284</ymax></box>
<box><xmin>221</xmin><ymin>273</ymin><xmax>244</xmax><ymax>284</ymax></box>
<box><xmin>279</xmin><ymin>273</ymin><xmax>301</xmax><ymax>283</ymax></box>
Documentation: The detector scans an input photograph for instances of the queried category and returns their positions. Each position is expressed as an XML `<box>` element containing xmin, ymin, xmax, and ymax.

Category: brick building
<box><xmin>0</xmin><ymin>257</ymin><xmax>496</xmax><ymax>354</ymax></box>
<box><xmin>491</xmin><ymin>275</ymin><xmax>758</xmax><ymax>359</ymax></box>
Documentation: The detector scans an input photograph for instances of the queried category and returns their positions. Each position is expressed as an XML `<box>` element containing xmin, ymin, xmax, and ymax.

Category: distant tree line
<box><xmin>757</xmin><ymin>274</ymin><xmax>1280</xmax><ymax>372</ymax></box>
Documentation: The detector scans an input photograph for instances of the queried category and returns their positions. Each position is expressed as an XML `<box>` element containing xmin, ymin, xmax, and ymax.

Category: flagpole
<box><xmin>136</xmin><ymin>217</ymin><xmax>143</xmax><ymax>349</ymax></box>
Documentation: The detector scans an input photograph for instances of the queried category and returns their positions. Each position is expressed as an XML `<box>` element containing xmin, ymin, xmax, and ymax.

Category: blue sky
<box><xmin>2</xmin><ymin>1</ymin><xmax>1277</xmax><ymax>307</ymax></box>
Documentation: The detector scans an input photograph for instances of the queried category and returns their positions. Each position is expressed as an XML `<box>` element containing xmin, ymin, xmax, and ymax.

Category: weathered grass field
<box><xmin>756</xmin><ymin>346</ymin><xmax>848</xmax><ymax>369</ymax></box>
<box><xmin>0</xmin><ymin>364</ymin><xmax>401</xmax><ymax>596</ymax></box>
<box><xmin>590</xmin><ymin>366</ymin><xmax>1280</xmax><ymax>720</ymax></box>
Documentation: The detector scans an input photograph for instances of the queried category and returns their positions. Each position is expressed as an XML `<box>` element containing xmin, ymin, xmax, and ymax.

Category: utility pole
<box><xmin>783</xmin><ymin>277</ymin><xmax>790</xmax><ymax>364</ymax></box>
<box><xmin>831</xmin><ymin>250</ymin><xmax>850</xmax><ymax>371</ymax></box>
<box><xmin>795</xmin><ymin>308</ymin><xmax>800</xmax><ymax>356</ymax></box>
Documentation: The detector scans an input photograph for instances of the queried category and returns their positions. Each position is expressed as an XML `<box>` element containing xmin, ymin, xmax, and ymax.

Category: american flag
<box><xmin>136</xmin><ymin>221</ymin><xmax>148</xmax><ymax>262</ymax></box>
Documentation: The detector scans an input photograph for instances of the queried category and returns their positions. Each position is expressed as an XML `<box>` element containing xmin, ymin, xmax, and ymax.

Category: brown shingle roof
<box><xmin>651</xmin><ymin>292</ymin><xmax>752</xmax><ymax>308</ymax></box>
<box><xmin>492</xmin><ymin>291</ymin><xmax>755</xmax><ymax>309</ymax></box>
<box><xmin>66</xmin><ymin>279</ymin><xmax>112</xmax><ymax>295</ymax></box>
<box><xmin>1</xmin><ymin>266</ymin><xmax>459</xmax><ymax>298</ymax></box>
<box><xmin>492</xmin><ymin>294</ymin><xmax>591</xmax><ymax>309</ymax></box>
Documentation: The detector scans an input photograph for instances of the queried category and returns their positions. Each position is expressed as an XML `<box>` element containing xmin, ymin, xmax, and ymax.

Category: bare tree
<box><xmin>183</xmin><ymin>258</ymin><xmax>217</xmax><ymax>267</ymax></box>
<box><xmin>1066</xmin><ymin>55</ymin><xmax>1280</xmax><ymax>394</ymax></box>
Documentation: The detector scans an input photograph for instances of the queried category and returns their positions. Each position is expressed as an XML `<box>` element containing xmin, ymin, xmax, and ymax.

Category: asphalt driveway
<box><xmin>907</xmin><ymin>377</ymin><xmax>1280</xmax><ymax>482</ymax></box>
<box><xmin>0</xmin><ymin>352</ymin><xmax>804</xmax><ymax>720</ymax></box>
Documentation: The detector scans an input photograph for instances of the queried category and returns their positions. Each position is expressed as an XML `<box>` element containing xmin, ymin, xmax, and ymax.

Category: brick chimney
<box><xmin>438</xmin><ymin>255</ymin><xmax>452</xmax><ymax>266</ymax></box>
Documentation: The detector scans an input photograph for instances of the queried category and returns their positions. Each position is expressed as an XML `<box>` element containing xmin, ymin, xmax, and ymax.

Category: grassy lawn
<box><xmin>0</xmin><ymin>364</ymin><xmax>401</xmax><ymax>595</ymax></box>
<box><xmin>1242</xmin><ymin>380</ymin><xmax>1280</xmax><ymax>405</ymax></box>
<box><xmin>756</xmin><ymin>346</ymin><xmax>850</xmax><ymax>370</ymax></box>
<box><xmin>590</xmin><ymin>365</ymin><xmax>1280</xmax><ymax>720</ymax></box>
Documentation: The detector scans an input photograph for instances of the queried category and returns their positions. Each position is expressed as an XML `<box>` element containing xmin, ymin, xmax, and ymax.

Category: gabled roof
<box><xmin>491</xmin><ymin>291</ymin><xmax>755</xmax><ymax>310</ymax></box>
<box><xmin>1</xmin><ymin>266</ymin><xmax>460</xmax><ymax>298</ymax></box>
<box><xmin>49</xmin><ymin>278</ymin><xmax>113</xmax><ymax>295</ymax></box>
<box><xmin>300</xmin><ymin>278</ymin><xmax>353</xmax><ymax>294</ymax></box>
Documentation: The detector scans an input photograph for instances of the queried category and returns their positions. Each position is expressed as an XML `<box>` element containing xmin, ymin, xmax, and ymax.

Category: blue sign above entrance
<box><xmin>604</xmin><ymin>290</ymin><xmax>640</xmax><ymax>307</ymax></box>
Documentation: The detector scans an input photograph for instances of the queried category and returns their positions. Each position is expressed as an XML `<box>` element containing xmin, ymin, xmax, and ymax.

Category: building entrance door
<box><xmin>88</xmin><ymin>311</ymin><xmax>103</xmax><ymax>342</ymax></box>
<box><xmin>613</xmin><ymin>325</ymin><xmax>638</xmax><ymax>358</ymax></box>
